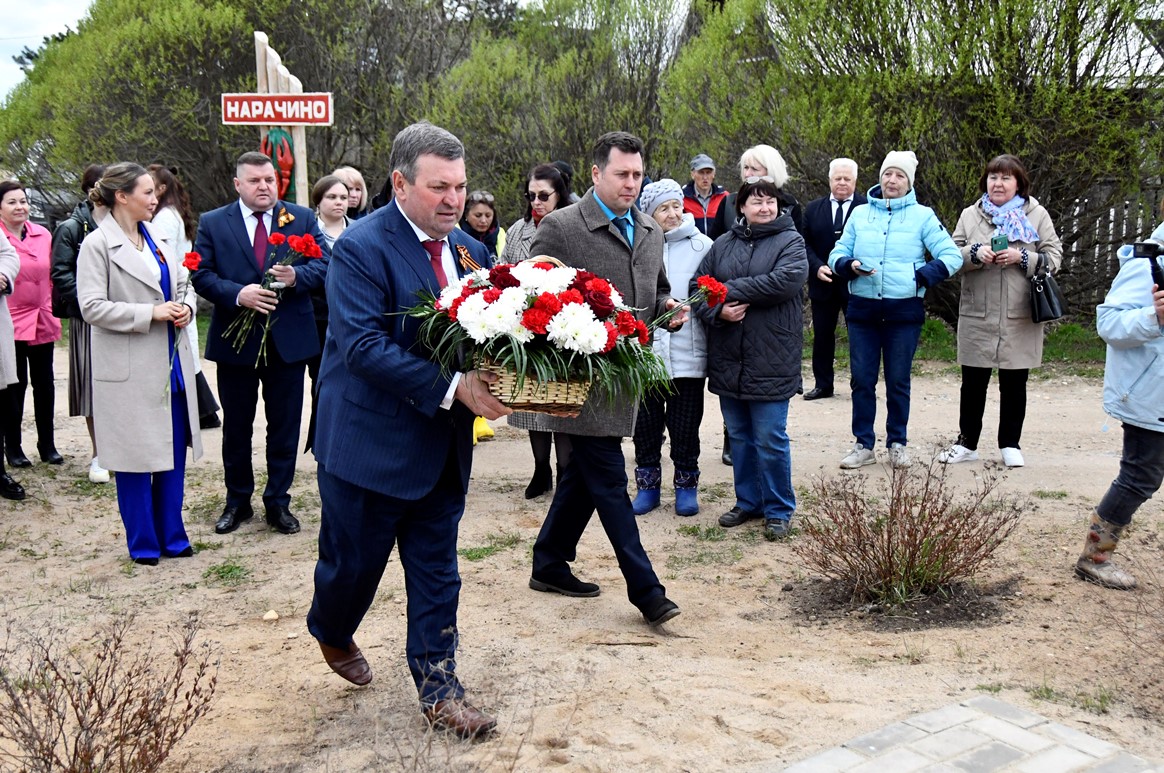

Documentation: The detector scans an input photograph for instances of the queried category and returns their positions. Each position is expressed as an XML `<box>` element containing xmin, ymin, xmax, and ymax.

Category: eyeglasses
<box><xmin>467</xmin><ymin>191</ymin><xmax>494</xmax><ymax>204</ymax></box>
<box><xmin>743</xmin><ymin>176</ymin><xmax>776</xmax><ymax>185</ymax></box>
<box><xmin>524</xmin><ymin>191</ymin><xmax>556</xmax><ymax>202</ymax></box>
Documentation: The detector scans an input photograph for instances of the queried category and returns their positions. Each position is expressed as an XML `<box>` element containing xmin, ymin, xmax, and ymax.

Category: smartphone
<box><xmin>853</xmin><ymin>264</ymin><xmax>875</xmax><ymax>276</ymax></box>
<box><xmin>991</xmin><ymin>235</ymin><xmax>1008</xmax><ymax>253</ymax></box>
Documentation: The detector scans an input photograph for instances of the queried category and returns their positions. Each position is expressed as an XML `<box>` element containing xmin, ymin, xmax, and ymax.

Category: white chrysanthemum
<box><xmin>478</xmin><ymin>292</ymin><xmax>526</xmax><ymax>338</ymax></box>
<box><xmin>510</xmin><ymin>262</ymin><xmax>577</xmax><ymax>295</ymax></box>
<box><xmin>455</xmin><ymin>293</ymin><xmax>494</xmax><ymax>343</ymax></box>
<box><xmin>547</xmin><ymin>302</ymin><xmax>608</xmax><ymax>354</ymax></box>
<box><xmin>437</xmin><ymin>277</ymin><xmax>469</xmax><ymax>309</ymax></box>
<box><xmin>610</xmin><ymin>288</ymin><xmax>625</xmax><ymax>308</ymax></box>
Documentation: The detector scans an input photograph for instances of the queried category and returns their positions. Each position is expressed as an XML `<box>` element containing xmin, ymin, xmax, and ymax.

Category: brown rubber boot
<box><xmin>1075</xmin><ymin>511</ymin><xmax>1137</xmax><ymax>590</ymax></box>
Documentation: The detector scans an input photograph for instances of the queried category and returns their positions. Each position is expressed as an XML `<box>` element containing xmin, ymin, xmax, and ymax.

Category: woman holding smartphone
<box><xmin>939</xmin><ymin>155</ymin><xmax>1062</xmax><ymax>469</ymax></box>
<box><xmin>828</xmin><ymin>151</ymin><xmax>962</xmax><ymax>469</ymax></box>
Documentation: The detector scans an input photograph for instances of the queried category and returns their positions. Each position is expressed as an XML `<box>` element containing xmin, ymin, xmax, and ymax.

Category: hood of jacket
<box><xmin>665</xmin><ymin>213</ymin><xmax>700</xmax><ymax>243</ymax></box>
<box><xmin>865</xmin><ymin>184</ymin><xmax>918</xmax><ymax>213</ymax></box>
<box><xmin>730</xmin><ymin>211</ymin><xmax>796</xmax><ymax>241</ymax></box>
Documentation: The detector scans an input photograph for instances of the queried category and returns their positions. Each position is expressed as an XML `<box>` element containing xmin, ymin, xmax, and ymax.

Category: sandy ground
<box><xmin>3</xmin><ymin>358</ymin><xmax>1164</xmax><ymax>772</ymax></box>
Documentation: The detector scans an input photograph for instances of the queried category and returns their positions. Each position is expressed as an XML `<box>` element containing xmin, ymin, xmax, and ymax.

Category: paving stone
<box><xmin>966</xmin><ymin>717</ymin><xmax>1056</xmax><ymax>754</ymax></box>
<box><xmin>783</xmin><ymin>747</ymin><xmax>867</xmax><ymax>773</ymax></box>
<box><xmin>1014</xmin><ymin>745</ymin><xmax>1097</xmax><ymax>772</ymax></box>
<box><xmin>911</xmin><ymin>726</ymin><xmax>992</xmax><ymax>760</ymax></box>
<box><xmin>1037</xmin><ymin>721</ymin><xmax>1120</xmax><ymax>758</ymax></box>
<box><xmin>850</xmin><ymin>747</ymin><xmax>931</xmax><ymax>773</ymax></box>
<box><xmin>905</xmin><ymin>705</ymin><xmax>985</xmax><ymax>734</ymax></box>
<box><xmin>919</xmin><ymin>765</ymin><xmax>964</xmax><ymax>773</ymax></box>
<box><xmin>1084</xmin><ymin>752</ymin><xmax>1156</xmax><ymax>773</ymax></box>
<box><xmin>948</xmin><ymin>741</ymin><xmax>1025</xmax><ymax>772</ymax></box>
<box><xmin>843</xmin><ymin>722</ymin><xmax>927</xmax><ymax>755</ymax></box>
<box><xmin>961</xmin><ymin>696</ymin><xmax>1046</xmax><ymax>729</ymax></box>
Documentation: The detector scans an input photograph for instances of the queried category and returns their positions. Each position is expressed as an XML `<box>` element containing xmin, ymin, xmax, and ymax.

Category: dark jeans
<box><xmin>532</xmin><ymin>434</ymin><xmax>665</xmax><ymax>609</ymax></box>
<box><xmin>720</xmin><ymin>396</ymin><xmax>795</xmax><ymax>522</ymax></box>
<box><xmin>810</xmin><ymin>292</ymin><xmax>847</xmax><ymax>392</ymax></box>
<box><xmin>632</xmin><ymin>377</ymin><xmax>706</xmax><ymax>470</ymax></box>
<box><xmin>1097</xmin><ymin>423</ymin><xmax>1164</xmax><ymax>527</ymax></box>
<box><xmin>4</xmin><ymin>341</ymin><xmax>55</xmax><ymax>452</ymax></box>
<box><xmin>847</xmin><ymin>319</ymin><xmax>921</xmax><ymax>448</ymax></box>
<box><xmin>957</xmin><ymin>366</ymin><xmax>1029</xmax><ymax>450</ymax></box>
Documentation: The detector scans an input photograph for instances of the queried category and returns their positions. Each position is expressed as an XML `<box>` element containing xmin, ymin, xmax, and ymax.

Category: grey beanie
<box><xmin>639</xmin><ymin>178</ymin><xmax>684</xmax><ymax>216</ymax></box>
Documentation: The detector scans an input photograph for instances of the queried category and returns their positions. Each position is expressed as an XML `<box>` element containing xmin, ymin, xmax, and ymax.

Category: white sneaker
<box><xmin>1000</xmin><ymin>447</ymin><xmax>1025</xmax><ymax>468</ymax></box>
<box><xmin>840</xmin><ymin>443</ymin><xmax>876</xmax><ymax>469</ymax></box>
<box><xmin>938</xmin><ymin>443</ymin><xmax>979</xmax><ymax>464</ymax></box>
<box><xmin>89</xmin><ymin>457</ymin><xmax>110</xmax><ymax>484</ymax></box>
<box><xmin>889</xmin><ymin>443</ymin><xmax>911</xmax><ymax>469</ymax></box>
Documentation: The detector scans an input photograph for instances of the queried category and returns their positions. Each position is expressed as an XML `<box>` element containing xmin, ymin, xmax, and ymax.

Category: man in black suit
<box><xmin>802</xmin><ymin>158</ymin><xmax>865</xmax><ymax>400</ymax></box>
<box><xmin>192</xmin><ymin>151</ymin><xmax>329</xmax><ymax>535</ymax></box>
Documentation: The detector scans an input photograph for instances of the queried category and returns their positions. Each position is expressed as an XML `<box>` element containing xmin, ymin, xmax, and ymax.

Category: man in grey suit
<box><xmin>526</xmin><ymin>131</ymin><xmax>685</xmax><ymax>627</ymax></box>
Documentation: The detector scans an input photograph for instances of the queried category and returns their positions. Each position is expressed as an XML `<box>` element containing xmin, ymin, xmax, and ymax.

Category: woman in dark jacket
<box><xmin>693</xmin><ymin>177</ymin><xmax>808</xmax><ymax>540</ymax></box>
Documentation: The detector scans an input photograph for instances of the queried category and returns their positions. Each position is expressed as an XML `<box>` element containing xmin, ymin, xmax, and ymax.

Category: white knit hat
<box><xmin>639</xmin><ymin>178</ymin><xmax>684</xmax><ymax>216</ymax></box>
<box><xmin>879</xmin><ymin>150</ymin><xmax>918</xmax><ymax>190</ymax></box>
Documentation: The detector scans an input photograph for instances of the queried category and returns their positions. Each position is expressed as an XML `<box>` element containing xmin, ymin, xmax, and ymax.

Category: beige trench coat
<box><xmin>0</xmin><ymin>238</ymin><xmax>19</xmax><ymax>386</ymax></box>
<box><xmin>952</xmin><ymin>196</ymin><xmax>1062</xmax><ymax>370</ymax></box>
<box><xmin>77</xmin><ymin>217</ymin><xmax>202</xmax><ymax>472</ymax></box>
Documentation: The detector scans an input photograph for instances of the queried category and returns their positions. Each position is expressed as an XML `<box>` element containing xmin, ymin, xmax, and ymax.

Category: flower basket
<box><xmin>399</xmin><ymin>255</ymin><xmax>726</xmax><ymax>416</ymax></box>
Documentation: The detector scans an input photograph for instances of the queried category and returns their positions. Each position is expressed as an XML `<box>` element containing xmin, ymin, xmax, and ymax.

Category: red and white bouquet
<box><xmin>405</xmin><ymin>256</ymin><xmax>727</xmax><ymax>412</ymax></box>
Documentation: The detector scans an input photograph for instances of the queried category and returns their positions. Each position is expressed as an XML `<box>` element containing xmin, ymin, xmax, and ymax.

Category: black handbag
<box><xmin>1029</xmin><ymin>252</ymin><xmax>1065</xmax><ymax>323</ymax></box>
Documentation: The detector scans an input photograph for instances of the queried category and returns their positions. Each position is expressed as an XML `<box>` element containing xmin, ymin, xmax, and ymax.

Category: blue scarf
<box><xmin>980</xmin><ymin>193</ymin><xmax>1039</xmax><ymax>243</ymax></box>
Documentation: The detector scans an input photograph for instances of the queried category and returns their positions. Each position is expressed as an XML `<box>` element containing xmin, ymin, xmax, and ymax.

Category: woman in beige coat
<box><xmin>0</xmin><ymin>237</ymin><xmax>22</xmax><ymax>499</ymax></box>
<box><xmin>78</xmin><ymin>163</ymin><xmax>202</xmax><ymax>565</ymax></box>
<box><xmin>941</xmin><ymin>154</ymin><xmax>1062</xmax><ymax>468</ymax></box>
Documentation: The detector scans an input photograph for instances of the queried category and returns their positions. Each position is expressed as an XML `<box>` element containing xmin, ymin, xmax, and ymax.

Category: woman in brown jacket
<box><xmin>940</xmin><ymin>155</ymin><xmax>1062</xmax><ymax>468</ymax></box>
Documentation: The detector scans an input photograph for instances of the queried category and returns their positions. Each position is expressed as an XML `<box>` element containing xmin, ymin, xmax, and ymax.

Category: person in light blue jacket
<box><xmin>1080</xmin><ymin>220</ymin><xmax>1164</xmax><ymax>590</ymax></box>
<box><xmin>631</xmin><ymin>179</ymin><xmax>713</xmax><ymax>517</ymax></box>
<box><xmin>828</xmin><ymin>151</ymin><xmax>962</xmax><ymax>469</ymax></box>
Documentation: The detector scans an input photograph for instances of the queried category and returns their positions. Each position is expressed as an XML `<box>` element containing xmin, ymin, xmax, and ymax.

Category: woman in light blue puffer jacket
<box><xmin>828</xmin><ymin>151</ymin><xmax>962</xmax><ymax>470</ymax></box>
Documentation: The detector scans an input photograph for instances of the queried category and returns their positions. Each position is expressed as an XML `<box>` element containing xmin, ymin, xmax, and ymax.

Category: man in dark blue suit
<box><xmin>307</xmin><ymin>122</ymin><xmax>510</xmax><ymax>739</ymax></box>
<box><xmin>802</xmin><ymin>158</ymin><xmax>865</xmax><ymax>400</ymax></box>
<box><xmin>192</xmin><ymin>151</ymin><xmax>329</xmax><ymax>536</ymax></box>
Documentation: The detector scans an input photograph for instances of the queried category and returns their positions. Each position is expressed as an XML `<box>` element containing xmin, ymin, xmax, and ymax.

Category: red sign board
<box><xmin>221</xmin><ymin>93</ymin><xmax>333</xmax><ymax>126</ymax></box>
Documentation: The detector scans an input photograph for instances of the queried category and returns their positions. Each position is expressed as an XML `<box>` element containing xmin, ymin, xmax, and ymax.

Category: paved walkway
<box><xmin>778</xmin><ymin>696</ymin><xmax>1160</xmax><ymax>772</ymax></box>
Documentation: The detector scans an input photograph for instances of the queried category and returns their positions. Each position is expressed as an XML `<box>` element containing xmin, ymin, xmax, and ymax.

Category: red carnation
<box><xmin>299</xmin><ymin>234</ymin><xmax>323</xmax><ymax>258</ymax></box>
<box><xmin>482</xmin><ymin>288</ymin><xmax>502</xmax><ymax>304</ymax></box>
<box><xmin>532</xmin><ymin>261</ymin><xmax>556</xmax><ymax>270</ymax></box>
<box><xmin>616</xmin><ymin>310</ymin><xmax>637</xmax><ymax>336</ymax></box>
<box><xmin>585</xmin><ymin>290</ymin><xmax>615</xmax><ymax>318</ymax></box>
<box><xmin>182</xmin><ymin>252</ymin><xmax>202</xmax><ymax>271</ymax></box>
<box><xmin>286</xmin><ymin>234</ymin><xmax>304</xmax><ymax>253</ymax></box>
<box><xmin>634</xmin><ymin>319</ymin><xmax>650</xmax><ymax>345</ymax></box>
<box><xmin>601</xmin><ymin>321</ymin><xmax>618</xmax><ymax>353</ymax></box>
<box><xmin>489</xmin><ymin>265</ymin><xmax>520</xmax><ymax>289</ymax></box>
<box><xmin>534</xmin><ymin>292</ymin><xmax>563</xmax><ymax>315</ymax></box>
<box><xmin>521</xmin><ymin>308</ymin><xmax>552</xmax><ymax>334</ymax></box>
<box><xmin>268</xmin><ymin>232</ymin><xmax>287</xmax><ymax>246</ymax></box>
<box><xmin>448</xmin><ymin>296</ymin><xmax>467</xmax><ymax>321</ymax></box>
<box><xmin>559</xmin><ymin>288</ymin><xmax>584</xmax><ymax>305</ymax></box>
<box><xmin>585</xmin><ymin>277</ymin><xmax>611</xmax><ymax>294</ymax></box>
<box><xmin>698</xmin><ymin>275</ymin><xmax>729</xmax><ymax>306</ymax></box>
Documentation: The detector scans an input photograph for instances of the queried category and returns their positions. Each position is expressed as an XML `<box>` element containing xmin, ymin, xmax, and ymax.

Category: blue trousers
<box><xmin>532</xmin><ymin>434</ymin><xmax>665</xmax><ymax>609</ymax></box>
<box><xmin>848</xmin><ymin>319</ymin><xmax>921</xmax><ymax>448</ymax></box>
<box><xmin>308</xmin><ymin>459</ymin><xmax>465</xmax><ymax>706</ymax></box>
<box><xmin>114</xmin><ymin>392</ymin><xmax>191</xmax><ymax>560</ymax></box>
<box><xmin>720</xmin><ymin>396</ymin><xmax>795</xmax><ymax>522</ymax></box>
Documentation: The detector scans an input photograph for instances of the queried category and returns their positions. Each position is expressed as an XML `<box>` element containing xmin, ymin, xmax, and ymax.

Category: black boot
<box><xmin>525</xmin><ymin>463</ymin><xmax>552</xmax><ymax>499</ymax></box>
<box><xmin>721</xmin><ymin>427</ymin><xmax>732</xmax><ymax>466</ymax></box>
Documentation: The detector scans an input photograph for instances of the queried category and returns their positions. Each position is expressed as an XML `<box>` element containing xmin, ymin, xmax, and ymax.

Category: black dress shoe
<box><xmin>214</xmin><ymin>503</ymin><xmax>254</xmax><ymax>534</ymax></box>
<box><xmin>199</xmin><ymin>413</ymin><xmax>221</xmax><ymax>429</ymax></box>
<box><xmin>803</xmin><ymin>387</ymin><xmax>834</xmax><ymax>401</ymax></box>
<box><xmin>529</xmin><ymin>572</ymin><xmax>600</xmax><ymax>597</ymax></box>
<box><xmin>39</xmin><ymin>448</ymin><xmax>64</xmax><ymax>465</ymax></box>
<box><xmin>642</xmin><ymin>595</ymin><xmax>681</xmax><ymax>627</ymax></box>
<box><xmin>265</xmin><ymin>505</ymin><xmax>301</xmax><ymax>535</ymax></box>
<box><xmin>132</xmin><ymin>556</ymin><xmax>159</xmax><ymax>566</ymax></box>
<box><xmin>5</xmin><ymin>448</ymin><xmax>31</xmax><ymax>468</ymax></box>
<box><xmin>718</xmin><ymin>506</ymin><xmax>762</xmax><ymax>528</ymax></box>
<box><xmin>0</xmin><ymin>473</ymin><xmax>25</xmax><ymax>501</ymax></box>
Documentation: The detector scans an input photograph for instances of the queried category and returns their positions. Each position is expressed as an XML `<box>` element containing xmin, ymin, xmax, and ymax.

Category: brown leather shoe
<box><xmin>423</xmin><ymin>698</ymin><xmax>497</xmax><ymax>739</ymax></box>
<box><xmin>318</xmin><ymin>640</ymin><xmax>372</xmax><ymax>686</ymax></box>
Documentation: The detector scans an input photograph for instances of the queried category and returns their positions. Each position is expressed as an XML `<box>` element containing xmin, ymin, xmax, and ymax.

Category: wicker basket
<box><xmin>480</xmin><ymin>360</ymin><xmax>591</xmax><ymax>416</ymax></box>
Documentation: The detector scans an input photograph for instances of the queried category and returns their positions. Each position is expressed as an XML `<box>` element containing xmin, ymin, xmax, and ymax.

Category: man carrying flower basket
<box><xmin>524</xmin><ymin>131</ymin><xmax>688</xmax><ymax>628</ymax></box>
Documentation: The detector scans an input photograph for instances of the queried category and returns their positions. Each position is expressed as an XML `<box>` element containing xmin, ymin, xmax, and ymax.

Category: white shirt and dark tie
<box><xmin>831</xmin><ymin>197</ymin><xmax>852</xmax><ymax>234</ymax></box>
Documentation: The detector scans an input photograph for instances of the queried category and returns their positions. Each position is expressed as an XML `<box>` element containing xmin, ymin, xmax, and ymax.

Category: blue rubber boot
<box><xmin>674</xmin><ymin>468</ymin><xmax>700</xmax><ymax>516</ymax></box>
<box><xmin>632</xmin><ymin>466</ymin><xmax>662</xmax><ymax>515</ymax></box>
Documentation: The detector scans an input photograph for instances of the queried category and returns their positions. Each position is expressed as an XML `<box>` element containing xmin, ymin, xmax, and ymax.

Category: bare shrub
<box><xmin>799</xmin><ymin>460</ymin><xmax>1025</xmax><ymax>606</ymax></box>
<box><xmin>0</xmin><ymin>613</ymin><xmax>218</xmax><ymax>773</ymax></box>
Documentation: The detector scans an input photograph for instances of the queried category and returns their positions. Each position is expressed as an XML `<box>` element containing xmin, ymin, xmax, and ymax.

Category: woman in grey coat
<box><xmin>693</xmin><ymin>176</ymin><xmax>808</xmax><ymax>540</ymax></box>
<box><xmin>78</xmin><ymin>163</ymin><xmax>202</xmax><ymax>565</ymax></box>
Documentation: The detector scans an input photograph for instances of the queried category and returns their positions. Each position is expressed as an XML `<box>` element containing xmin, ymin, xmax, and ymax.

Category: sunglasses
<box><xmin>467</xmin><ymin>191</ymin><xmax>495</xmax><ymax>204</ymax></box>
<box><xmin>743</xmin><ymin>176</ymin><xmax>776</xmax><ymax>185</ymax></box>
<box><xmin>524</xmin><ymin>191</ymin><xmax>556</xmax><ymax>202</ymax></box>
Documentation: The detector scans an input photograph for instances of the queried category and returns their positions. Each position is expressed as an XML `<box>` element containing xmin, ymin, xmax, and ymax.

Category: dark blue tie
<box><xmin>614</xmin><ymin>215</ymin><xmax>632</xmax><ymax>247</ymax></box>
<box><xmin>833</xmin><ymin>200</ymin><xmax>845</xmax><ymax>234</ymax></box>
